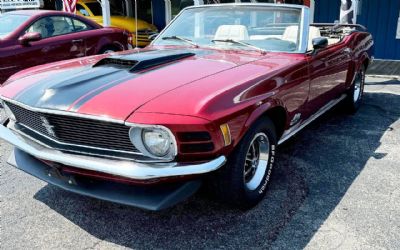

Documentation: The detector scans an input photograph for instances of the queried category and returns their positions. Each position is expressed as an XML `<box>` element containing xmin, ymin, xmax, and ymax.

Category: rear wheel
<box><xmin>344</xmin><ymin>66</ymin><xmax>366</xmax><ymax>113</ymax></box>
<box><xmin>209</xmin><ymin>117</ymin><xmax>277</xmax><ymax>209</ymax></box>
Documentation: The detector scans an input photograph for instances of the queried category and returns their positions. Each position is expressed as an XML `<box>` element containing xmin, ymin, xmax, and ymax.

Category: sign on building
<box><xmin>0</xmin><ymin>0</ymin><xmax>41</xmax><ymax>10</ymax></box>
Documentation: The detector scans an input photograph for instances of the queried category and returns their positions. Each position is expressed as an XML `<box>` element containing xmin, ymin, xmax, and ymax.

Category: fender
<box><xmin>112</xmin><ymin>41</ymin><xmax>126</xmax><ymax>51</ymax></box>
<box><xmin>94</xmin><ymin>36</ymin><xmax>118</xmax><ymax>53</ymax></box>
<box><xmin>238</xmin><ymin>98</ymin><xmax>288</xmax><ymax>143</ymax></box>
<box><xmin>346</xmin><ymin>50</ymin><xmax>371</xmax><ymax>90</ymax></box>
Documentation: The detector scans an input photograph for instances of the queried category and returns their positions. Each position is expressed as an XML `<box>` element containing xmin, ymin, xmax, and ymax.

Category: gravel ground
<box><xmin>1</xmin><ymin>76</ymin><xmax>399</xmax><ymax>249</ymax></box>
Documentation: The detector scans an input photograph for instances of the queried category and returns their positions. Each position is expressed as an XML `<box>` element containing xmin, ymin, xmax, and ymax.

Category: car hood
<box><xmin>0</xmin><ymin>48</ymin><xmax>272</xmax><ymax>121</ymax></box>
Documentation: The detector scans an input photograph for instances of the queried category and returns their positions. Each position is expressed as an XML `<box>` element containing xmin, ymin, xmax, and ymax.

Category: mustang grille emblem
<box><xmin>40</xmin><ymin>116</ymin><xmax>56</xmax><ymax>137</ymax></box>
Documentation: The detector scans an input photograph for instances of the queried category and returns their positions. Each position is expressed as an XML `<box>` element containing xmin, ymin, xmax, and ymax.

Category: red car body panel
<box><xmin>0</xmin><ymin>10</ymin><xmax>129</xmax><ymax>84</ymax></box>
<box><xmin>0</xmin><ymin>31</ymin><xmax>373</xmax><ymax>163</ymax></box>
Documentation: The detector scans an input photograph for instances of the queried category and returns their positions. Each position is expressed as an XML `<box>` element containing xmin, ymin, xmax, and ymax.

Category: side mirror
<box><xmin>312</xmin><ymin>37</ymin><xmax>328</xmax><ymax>50</ymax></box>
<box><xmin>18</xmin><ymin>32</ymin><xmax>42</xmax><ymax>45</ymax></box>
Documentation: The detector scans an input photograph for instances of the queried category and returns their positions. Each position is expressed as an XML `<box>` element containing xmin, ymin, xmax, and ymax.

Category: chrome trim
<box><xmin>298</xmin><ymin>5</ymin><xmax>310</xmax><ymax>53</ymax></box>
<box><xmin>127</xmin><ymin>122</ymin><xmax>178</xmax><ymax>161</ymax></box>
<box><xmin>278</xmin><ymin>94</ymin><xmax>346</xmax><ymax>145</ymax></box>
<box><xmin>152</xmin><ymin>3</ymin><xmax>310</xmax><ymax>54</ymax></box>
<box><xmin>0</xmin><ymin>124</ymin><xmax>227</xmax><ymax>180</ymax></box>
<box><xmin>1</xmin><ymin>97</ymin><xmax>182</xmax><ymax>162</ymax></box>
<box><xmin>0</xmin><ymin>65</ymin><xmax>18</xmax><ymax>70</ymax></box>
<box><xmin>182</xmin><ymin>3</ymin><xmax>308</xmax><ymax>11</ymax></box>
<box><xmin>1</xmin><ymin>97</ymin><xmax>157</xmax><ymax>160</ymax></box>
<box><xmin>8</xmin><ymin>122</ymin><xmax>169</xmax><ymax>163</ymax></box>
<box><xmin>15</xmin><ymin>122</ymin><xmax>143</xmax><ymax>157</ymax></box>
<box><xmin>0</xmin><ymin>96</ymin><xmax>125</xmax><ymax>124</ymax></box>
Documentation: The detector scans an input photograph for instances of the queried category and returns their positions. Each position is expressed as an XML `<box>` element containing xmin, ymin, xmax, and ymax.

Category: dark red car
<box><xmin>0</xmin><ymin>10</ymin><xmax>130</xmax><ymax>84</ymax></box>
<box><xmin>0</xmin><ymin>4</ymin><xmax>373</xmax><ymax>211</ymax></box>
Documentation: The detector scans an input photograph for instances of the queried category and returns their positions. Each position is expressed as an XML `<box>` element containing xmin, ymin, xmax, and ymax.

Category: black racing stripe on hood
<box><xmin>70</xmin><ymin>50</ymin><xmax>201</xmax><ymax>111</ymax></box>
<box><xmin>13</xmin><ymin>49</ymin><xmax>201</xmax><ymax>112</ymax></box>
<box><xmin>14</xmin><ymin>66</ymin><xmax>133</xmax><ymax>110</ymax></box>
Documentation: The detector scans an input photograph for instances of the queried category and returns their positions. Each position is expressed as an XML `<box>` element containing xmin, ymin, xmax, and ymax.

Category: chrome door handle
<box><xmin>72</xmin><ymin>39</ymin><xmax>83</xmax><ymax>43</ymax></box>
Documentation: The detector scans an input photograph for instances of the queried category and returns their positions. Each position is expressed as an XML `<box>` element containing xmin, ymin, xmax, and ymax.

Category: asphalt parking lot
<box><xmin>1</xmin><ymin>76</ymin><xmax>399</xmax><ymax>249</ymax></box>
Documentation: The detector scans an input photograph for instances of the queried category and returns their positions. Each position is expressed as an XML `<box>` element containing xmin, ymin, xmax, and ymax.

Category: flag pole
<box><xmin>135</xmin><ymin>0</ymin><xmax>138</xmax><ymax>49</ymax></box>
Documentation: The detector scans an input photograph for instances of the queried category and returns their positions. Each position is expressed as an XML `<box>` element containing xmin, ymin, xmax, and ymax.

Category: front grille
<box><xmin>136</xmin><ymin>29</ymin><xmax>157</xmax><ymax>43</ymax></box>
<box><xmin>5</xmin><ymin>102</ymin><xmax>139</xmax><ymax>154</ymax></box>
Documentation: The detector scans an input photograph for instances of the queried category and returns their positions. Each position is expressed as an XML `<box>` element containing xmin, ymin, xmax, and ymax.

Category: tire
<box><xmin>99</xmin><ymin>45</ymin><xmax>119</xmax><ymax>54</ymax></box>
<box><xmin>343</xmin><ymin>65</ymin><xmax>366</xmax><ymax>113</ymax></box>
<box><xmin>209</xmin><ymin>117</ymin><xmax>277</xmax><ymax>209</ymax></box>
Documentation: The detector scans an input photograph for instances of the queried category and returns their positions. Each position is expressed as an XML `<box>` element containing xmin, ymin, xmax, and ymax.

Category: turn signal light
<box><xmin>127</xmin><ymin>32</ymin><xmax>133</xmax><ymax>45</ymax></box>
<box><xmin>220</xmin><ymin>123</ymin><xmax>232</xmax><ymax>146</ymax></box>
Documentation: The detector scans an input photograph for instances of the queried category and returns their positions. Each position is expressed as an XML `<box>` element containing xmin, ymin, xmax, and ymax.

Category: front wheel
<box><xmin>209</xmin><ymin>117</ymin><xmax>277</xmax><ymax>209</ymax></box>
<box><xmin>344</xmin><ymin>66</ymin><xmax>366</xmax><ymax>113</ymax></box>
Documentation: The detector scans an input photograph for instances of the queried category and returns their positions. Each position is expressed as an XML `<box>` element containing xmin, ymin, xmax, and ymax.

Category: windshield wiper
<box><xmin>212</xmin><ymin>39</ymin><xmax>267</xmax><ymax>55</ymax></box>
<box><xmin>162</xmin><ymin>36</ymin><xmax>199</xmax><ymax>48</ymax></box>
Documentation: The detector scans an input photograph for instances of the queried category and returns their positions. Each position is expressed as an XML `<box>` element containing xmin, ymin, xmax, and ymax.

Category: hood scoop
<box><xmin>93</xmin><ymin>51</ymin><xmax>195</xmax><ymax>73</ymax></box>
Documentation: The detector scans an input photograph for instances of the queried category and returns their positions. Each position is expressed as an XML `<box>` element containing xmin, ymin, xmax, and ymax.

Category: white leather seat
<box><xmin>282</xmin><ymin>25</ymin><xmax>322</xmax><ymax>51</ymax></box>
<box><xmin>282</xmin><ymin>25</ymin><xmax>299</xmax><ymax>44</ymax></box>
<box><xmin>328</xmin><ymin>38</ymin><xmax>341</xmax><ymax>45</ymax></box>
<box><xmin>308</xmin><ymin>26</ymin><xmax>322</xmax><ymax>50</ymax></box>
<box><xmin>54</xmin><ymin>20</ymin><xmax>72</xmax><ymax>36</ymax></box>
<box><xmin>214</xmin><ymin>25</ymin><xmax>249</xmax><ymax>41</ymax></box>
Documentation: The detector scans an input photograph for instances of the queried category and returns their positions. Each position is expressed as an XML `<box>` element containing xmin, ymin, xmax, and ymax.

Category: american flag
<box><xmin>63</xmin><ymin>0</ymin><xmax>77</xmax><ymax>13</ymax></box>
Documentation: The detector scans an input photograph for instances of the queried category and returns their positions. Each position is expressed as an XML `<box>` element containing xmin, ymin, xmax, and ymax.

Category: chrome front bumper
<box><xmin>0</xmin><ymin>124</ymin><xmax>226</xmax><ymax>180</ymax></box>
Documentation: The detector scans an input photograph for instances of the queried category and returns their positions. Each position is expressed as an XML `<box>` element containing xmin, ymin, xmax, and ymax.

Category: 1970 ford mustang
<box><xmin>0</xmin><ymin>4</ymin><xmax>373</xmax><ymax>210</ymax></box>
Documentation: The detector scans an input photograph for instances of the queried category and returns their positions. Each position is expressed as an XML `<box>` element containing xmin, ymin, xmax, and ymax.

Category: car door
<box><xmin>0</xmin><ymin>39</ymin><xmax>21</xmax><ymax>83</ymax></box>
<box><xmin>14</xmin><ymin>15</ymin><xmax>86</xmax><ymax>73</ymax></box>
<box><xmin>307</xmin><ymin>43</ymin><xmax>352</xmax><ymax>112</ymax></box>
<box><xmin>70</xmin><ymin>17</ymin><xmax>100</xmax><ymax>56</ymax></box>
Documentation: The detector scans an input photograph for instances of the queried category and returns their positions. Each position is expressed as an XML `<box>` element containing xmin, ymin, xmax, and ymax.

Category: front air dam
<box><xmin>7</xmin><ymin>149</ymin><xmax>202</xmax><ymax>211</ymax></box>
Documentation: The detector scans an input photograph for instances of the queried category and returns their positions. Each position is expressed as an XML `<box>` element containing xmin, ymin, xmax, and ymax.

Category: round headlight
<box><xmin>141</xmin><ymin>128</ymin><xmax>172</xmax><ymax>157</ymax></box>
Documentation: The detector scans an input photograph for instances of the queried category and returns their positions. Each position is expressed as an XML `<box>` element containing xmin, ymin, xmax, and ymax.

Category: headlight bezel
<box><xmin>128</xmin><ymin>124</ymin><xmax>177</xmax><ymax>161</ymax></box>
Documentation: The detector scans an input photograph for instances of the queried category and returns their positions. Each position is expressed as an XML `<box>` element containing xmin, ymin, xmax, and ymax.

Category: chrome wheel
<box><xmin>353</xmin><ymin>72</ymin><xmax>363</xmax><ymax>103</ymax></box>
<box><xmin>244</xmin><ymin>133</ymin><xmax>270</xmax><ymax>191</ymax></box>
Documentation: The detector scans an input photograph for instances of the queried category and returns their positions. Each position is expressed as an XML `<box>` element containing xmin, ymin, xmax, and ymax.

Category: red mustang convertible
<box><xmin>0</xmin><ymin>4</ymin><xmax>373</xmax><ymax>210</ymax></box>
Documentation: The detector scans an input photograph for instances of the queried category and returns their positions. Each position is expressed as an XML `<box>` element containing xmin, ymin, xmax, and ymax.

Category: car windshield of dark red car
<box><xmin>154</xmin><ymin>6</ymin><xmax>301</xmax><ymax>53</ymax></box>
<box><xmin>0</xmin><ymin>14</ymin><xmax>30</xmax><ymax>38</ymax></box>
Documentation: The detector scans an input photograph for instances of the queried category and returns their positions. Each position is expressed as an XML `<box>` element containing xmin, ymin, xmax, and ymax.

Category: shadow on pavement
<box><xmin>34</xmin><ymin>89</ymin><xmax>400</xmax><ymax>249</ymax></box>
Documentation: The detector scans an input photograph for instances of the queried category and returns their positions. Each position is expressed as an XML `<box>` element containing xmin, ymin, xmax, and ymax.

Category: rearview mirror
<box><xmin>312</xmin><ymin>37</ymin><xmax>328</xmax><ymax>50</ymax></box>
<box><xmin>18</xmin><ymin>32</ymin><xmax>42</xmax><ymax>45</ymax></box>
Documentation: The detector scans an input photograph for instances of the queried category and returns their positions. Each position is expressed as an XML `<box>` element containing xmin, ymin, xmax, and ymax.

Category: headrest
<box><xmin>214</xmin><ymin>25</ymin><xmax>249</xmax><ymax>41</ymax></box>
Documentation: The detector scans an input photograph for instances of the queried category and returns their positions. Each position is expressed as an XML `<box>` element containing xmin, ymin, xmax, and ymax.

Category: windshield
<box><xmin>0</xmin><ymin>14</ymin><xmax>30</xmax><ymax>38</ymax></box>
<box><xmin>154</xmin><ymin>6</ymin><xmax>302</xmax><ymax>53</ymax></box>
<box><xmin>85</xmin><ymin>2</ymin><xmax>124</xmax><ymax>16</ymax></box>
